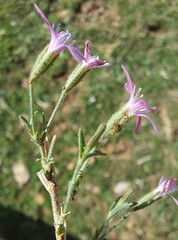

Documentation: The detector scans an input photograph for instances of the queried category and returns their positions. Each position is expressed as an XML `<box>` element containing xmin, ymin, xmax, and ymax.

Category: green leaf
<box><xmin>109</xmin><ymin>196</ymin><xmax>122</xmax><ymax>212</ymax></box>
<box><xmin>76</xmin><ymin>159</ymin><xmax>89</xmax><ymax>182</ymax></box>
<box><xmin>84</xmin><ymin>123</ymin><xmax>106</xmax><ymax>154</ymax></box>
<box><xmin>78</xmin><ymin>128</ymin><xmax>85</xmax><ymax>158</ymax></box>
<box><xmin>107</xmin><ymin>202</ymin><xmax>133</xmax><ymax>221</ymax></box>
<box><xmin>109</xmin><ymin>185</ymin><xmax>136</xmax><ymax>213</ymax></box>
<box><xmin>39</xmin><ymin>130</ymin><xmax>47</xmax><ymax>142</ymax></box>
<box><xmin>85</xmin><ymin>150</ymin><xmax>106</xmax><ymax>159</ymax></box>
<box><xmin>19</xmin><ymin>115</ymin><xmax>32</xmax><ymax>134</ymax></box>
<box><xmin>117</xmin><ymin>184</ymin><xmax>136</xmax><ymax>205</ymax></box>
<box><xmin>42</xmin><ymin>112</ymin><xmax>46</xmax><ymax>131</ymax></box>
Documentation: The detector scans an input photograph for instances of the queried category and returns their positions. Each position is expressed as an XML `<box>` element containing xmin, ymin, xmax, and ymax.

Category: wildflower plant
<box><xmin>20</xmin><ymin>4</ymin><xmax>177</xmax><ymax>240</ymax></box>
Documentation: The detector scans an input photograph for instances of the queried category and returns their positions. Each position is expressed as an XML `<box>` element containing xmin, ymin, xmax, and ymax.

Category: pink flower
<box><xmin>155</xmin><ymin>176</ymin><xmax>178</xmax><ymax>206</ymax></box>
<box><xmin>80</xmin><ymin>41</ymin><xmax>110</xmax><ymax>69</ymax></box>
<box><xmin>122</xmin><ymin>65</ymin><xmax>159</xmax><ymax>135</ymax></box>
<box><xmin>34</xmin><ymin>4</ymin><xmax>83</xmax><ymax>61</ymax></box>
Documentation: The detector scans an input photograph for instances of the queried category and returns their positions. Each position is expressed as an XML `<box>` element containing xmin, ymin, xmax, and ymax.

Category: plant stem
<box><xmin>29</xmin><ymin>83</ymin><xmax>35</xmax><ymax>135</ymax></box>
<box><xmin>62</xmin><ymin>124</ymin><xmax>106</xmax><ymax>222</ymax></box>
<box><xmin>63</xmin><ymin>157</ymin><xmax>82</xmax><ymax>215</ymax></box>
<box><xmin>37</xmin><ymin>170</ymin><xmax>63</xmax><ymax>240</ymax></box>
<box><xmin>46</xmin><ymin>90</ymin><xmax>67</xmax><ymax>130</ymax></box>
<box><xmin>97</xmin><ymin>211</ymin><xmax>133</xmax><ymax>240</ymax></box>
<box><xmin>37</xmin><ymin>139</ymin><xmax>63</xmax><ymax>240</ymax></box>
<box><xmin>39</xmin><ymin>145</ymin><xmax>45</xmax><ymax>159</ymax></box>
<box><xmin>28</xmin><ymin>78</ymin><xmax>64</xmax><ymax>240</ymax></box>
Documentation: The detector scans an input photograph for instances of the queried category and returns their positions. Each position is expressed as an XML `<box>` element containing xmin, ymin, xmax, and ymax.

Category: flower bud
<box><xmin>64</xmin><ymin>62</ymin><xmax>90</xmax><ymax>93</ymax></box>
<box><xmin>29</xmin><ymin>47</ymin><xmax>57</xmax><ymax>83</ymax></box>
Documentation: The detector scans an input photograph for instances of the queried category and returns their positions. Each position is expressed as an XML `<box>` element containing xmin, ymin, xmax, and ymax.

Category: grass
<box><xmin>1</xmin><ymin>0</ymin><xmax>178</xmax><ymax>239</ymax></box>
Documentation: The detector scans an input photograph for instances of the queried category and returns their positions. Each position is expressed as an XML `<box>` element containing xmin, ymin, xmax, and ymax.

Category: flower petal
<box><xmin>135</xmin><ymin>116</ymin><xmax>142</xmax><ymax>135</ymax></box>
<box><xmin>66</xmin><ymin>45</ymin><xmax>84</xmax><ymax>62</ymax></box>
<box><xmin>137</xmin><ymin>113</ymin><xmax>159</xmax><ymax>136</ymax></box>
<box><xmin>138</xmin><ymin>100</ymin><xmax>156</xmax><ymax>113</ymax></box>
<box><xmin>34</xmin><ymin>4</ymin><xmax>51</xmax><ymax>27</ymax></box>
<box><xmin>122</xmin><ymin>65</ymin><xmax>134</xmax><ymax>94</ymax></box>
<box><xmin>168</xmin><ymin>195</ymin><xmax>178</xmax><ymax>206</ymax></box>
<box><xmin>88</xmin><ymin>60</ymin><xmax>110</xmax><ymax>69</ymax></box>
<box><xmin>34</xmin><ymin>4</ymin><xmax>58</xmax><ymax>45</ymax></box>
<box><xmin>158</xmin><ymin>176</ymin><xmax>166</xmax><ymax>186</ymax></box>
<box><xmin>84</xmin><ymin>41</ymin><xmax>91</xmax><ymax>61</ymax></box>
<box><xmin>165</xmin><ymin>178</ymin><xmax>177</xmax><ymax>194</ymax></box>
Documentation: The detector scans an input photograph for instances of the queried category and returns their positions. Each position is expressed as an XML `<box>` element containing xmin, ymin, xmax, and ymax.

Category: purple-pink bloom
<box><xmin>80</xmin><ymin>41</ymin><xmax>110</xmax><ymax>69</ymax></box>
<box><xmin>155</xmin><ymin>176</ymin><xmax>178</xmax><ymax>206</ymax></box>
<box><xmin>34</xmin><ymin>4</ymin><xmax>83</xmax><ymax>62</ymax></box>
<box><xmin>122</xmin><ymin>65</ymin><xmax>159</xmax><ymax>135</ymax></box>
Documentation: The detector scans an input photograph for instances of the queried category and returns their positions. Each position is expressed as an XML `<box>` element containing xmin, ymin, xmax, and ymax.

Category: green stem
<box><xmin>39</xmin><ymin>145</ymin><xmax>45</xmax><ymax>159</ymax></box>
<box><xmin>29</xmin><ymin>83</ymin><xmax>35</xmax><ymax>135</ymax></box>
<box><xmin>97</xmin><ymin>211</ymin><xmax>133</xmax><ymax>240</ymax></box>
<box><xmin>62</xmin><ymin>124</ymin><xmax>106</xmax><ymax>224</ymax></box>
<box><xmin>46</xmin><ymin>90</ymin><xmax>67</xmax><ymax>130</ymax></box>
<box><xmin>63</xmin><ymin>157</ymin><xmax>82</xmax><ymax>215</ymax></box>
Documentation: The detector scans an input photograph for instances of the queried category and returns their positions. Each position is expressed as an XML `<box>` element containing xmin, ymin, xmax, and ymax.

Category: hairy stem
<box><xmin>63</xmin><ymin>159</ymin><xmax>82</xmax><ymax>216</ymax></box>
<box><xmin>46</xmin><ymin>90</ymin><xmax>67</xmax><ymax>130</ymax></box>
<box><xmin>29</xmin><ymin>83</ymin><xmax>35</xmax><ymax>135</ymax></box>
<box><xmin>97</xmin><ymin>211</ymin><xmax>133</xmax><ymax>240</ymax></box>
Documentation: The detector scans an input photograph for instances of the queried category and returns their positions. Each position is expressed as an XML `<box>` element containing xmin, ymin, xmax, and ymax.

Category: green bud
<box><xmin>64</xmin><ymin>62</ymin><xmax>89</xmax><ymax>93</ymax></box>
<box><xmin>102</xmin><ymin>107</ymin><xmax>131</xmax><ymax>138</ymax></box>
<box><xmin>29</xmin><ymin>46</ymin><xmax>57</xmax><ymax>83</ymax></box>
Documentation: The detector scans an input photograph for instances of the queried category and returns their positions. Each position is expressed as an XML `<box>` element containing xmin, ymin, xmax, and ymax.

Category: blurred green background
<box><xmin>1</xmin><ymin>0</ymin><xmax>178</xmax><ymax>239</ymax></box>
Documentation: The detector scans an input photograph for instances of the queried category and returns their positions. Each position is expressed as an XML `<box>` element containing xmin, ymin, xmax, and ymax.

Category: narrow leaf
<box><xmin>107</xmin><ymin>202</ymin><xmax>133</xmax><ymax>221</ymax></box>
<box><xmin>42</xmin><ymin>112</ymin><xmax>46</xmax><ymax>131</ymax></box>
<box><xmin>109</xmin><ymin>185</ymin><xmax>136</xmax><ymax>212</ymax></box>
<box><xmin>39</xmin><ymin>130</ymin><xmax>47</xmax><ymax>142</ymax></box>
<box><xmin>78</xmin><ymin>128</ymin><xmax>85</xmax><ymax>158</ymax></box>
<box><xmin>85</xmin><ymin>150</ymin><xmax>106</xmax><ymax>159</ymax></box>
<box><xmin>109</xmin><ymin>196</ymin><xmax>122</xmax><ymax>212</ymax></box>
<box><xmin>84</xmin><ymin>123</ymin><xmax>106</xmax><ymax>154</ymax></box>
<box><xmin>117</xmin><ymin>184</ymin><xmax>136</xmax><ymax>205</ymax></box>
<box><xmin>76</xmin><ymin>159</ymin><xmax>89</xmax><ymax>182</ymax></box>
<box><xmin>19</xmin><ymin>115</ymin><xmax>32</xmax><ymax>133</ymax></box>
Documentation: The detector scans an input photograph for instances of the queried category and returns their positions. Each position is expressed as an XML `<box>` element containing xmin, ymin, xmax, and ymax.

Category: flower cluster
<box><xmin>31</xmin><ymin>4</ymin><xmax>110</xmax><ymax>84</ymax></box>
<box><xmin>33</xmin><ymin>4</ymin><xmax>158</xmax><ymax>137</ymax></box>
<box><xmin>122</xmin><ymin>65</ymin><xmax>159</xmax><ymax>135</ymax></box>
